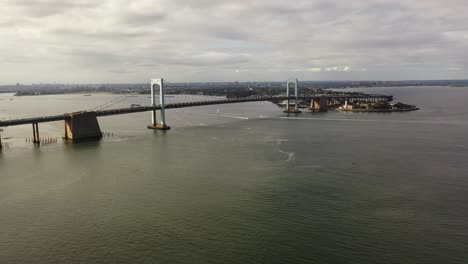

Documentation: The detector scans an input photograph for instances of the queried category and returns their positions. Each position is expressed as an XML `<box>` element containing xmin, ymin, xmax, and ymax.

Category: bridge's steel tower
<box><xmin>148</xmin><ymin>78</ymin><xmax>170</xmax><ymax>130</ymax></box>
<box><xmin>284</xmin><ymin>78</ymin><xmax>301</xmax><ymax>113</ymax></box>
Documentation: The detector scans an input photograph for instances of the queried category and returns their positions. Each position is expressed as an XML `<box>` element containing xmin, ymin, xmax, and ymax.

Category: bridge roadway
<box><xmin>0</xmin><ymin>94</ymin><xmax>392</xmax><ymax>127</ymax></box>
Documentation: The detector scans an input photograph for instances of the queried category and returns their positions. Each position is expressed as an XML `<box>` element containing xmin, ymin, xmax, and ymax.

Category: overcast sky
<box><xmin>1</xmin><ymin>0</ymin><xmax>467</xmax><ymax>84</ymax></box>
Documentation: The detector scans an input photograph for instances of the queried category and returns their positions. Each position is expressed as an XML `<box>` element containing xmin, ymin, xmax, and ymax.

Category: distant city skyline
<box><xmin>1</xmin><ymin>0</ymin><xmax>467</xmax><ymax>84</ymax></box>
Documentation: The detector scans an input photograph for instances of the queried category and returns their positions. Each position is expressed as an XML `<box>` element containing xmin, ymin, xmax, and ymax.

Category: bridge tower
<box><xmin>284</xmin><ymin>78</ymin><xmax>301</xmax><ymax>113</ymax></box>
<box><xmin>148</xmin><ymin>78</ymin><xmax>170</xmax><ymax>130</ymax></box>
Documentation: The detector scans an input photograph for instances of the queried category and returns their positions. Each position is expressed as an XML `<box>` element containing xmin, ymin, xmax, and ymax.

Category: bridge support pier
<box><xmin>310</xmin><ymin>96</ymin><xmax>329</xmax><ymax>112</ymax></box>
<box><xmin>63</xmin><ymin>112</ymin><xmax>102</xmax><ymax>142</ymax></box>
<box><xmin>32</xmin><ymin>123</ymin><xmax>40</xmax><ymax>144</ymax></box>
<box><xmin>148</xmin><ymin>78</ymin><xmax>170</xmax><ymax>130</ymax></box>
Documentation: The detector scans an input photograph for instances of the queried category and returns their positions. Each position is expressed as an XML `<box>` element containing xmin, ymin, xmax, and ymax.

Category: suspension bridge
<box><xmin>0</xmin><ymin>78</ymin><xmax>392</xmax><ymax>146</ymax></box>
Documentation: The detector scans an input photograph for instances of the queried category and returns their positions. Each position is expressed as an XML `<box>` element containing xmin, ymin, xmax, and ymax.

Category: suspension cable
<box><xmin>89</xmin><ymin>95</ymin><xmax>129</xmax><ymax>111</ymax></box>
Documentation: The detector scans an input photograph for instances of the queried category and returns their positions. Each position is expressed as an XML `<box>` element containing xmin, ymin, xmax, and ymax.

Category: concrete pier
<box><xmin>283</xmin><ymin>105</ymin><xmax>301</xmax><ymax>114</ymax></box>
<box><xmin>147</xmin><ymin>123</ymin><xmax>170</xmax><ymax>130</ymax></box>
<box><xmin>32</xmin><ymin>123</ymin><xmax>40</xmax><ymax>144</ymax></box>
<box><xmin>310</xmin><ymin>96</ymin><xmax>329</xmax><ymax>112</ymax></box>
<box><xmin>63</xmin><ymin>112</ymin><xmax>102</xmax><ymax>141</ymax></box>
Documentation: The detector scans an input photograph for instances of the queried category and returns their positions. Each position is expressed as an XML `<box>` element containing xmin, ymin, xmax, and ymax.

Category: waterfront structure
<box><xmin>0</xmin><ymin>78</ymin><xmax>394</xmax><ymax>145</ymax></box>
<box><xmin>338</xmin><ymin>100</ymin><xmax>419</xmax><ymax>112</ymax></box>
<box><xmin>63</xmin><ymin>112</ymin><xmax>102</xmax><ymax>141</ymax></box>
<box><xmin>147</xmin><ymin>78</ymin><xmax>170</xmax><ymax>130</ymax></box>
<box><xmin>284</xmin><ymin>78</ymin><xmax>301</xmax><ymax>113</ymax></box>
<box><xmin>310</xmin><ymin>96</ymin><xmax>329</xmax><ymax>112</ymax></box>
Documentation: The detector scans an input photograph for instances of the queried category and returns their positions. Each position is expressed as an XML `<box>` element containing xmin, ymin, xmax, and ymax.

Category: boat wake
<box><xmin>209</xmin><ymin>113</ymin><xmax>249</xmax><ymax>120</ymax></box>
<box><xmin>261</xmin><ymin>138</ymin><xmax>288</xmax><ymax>145</ymax></box>
<box><xmin>278</xmin><ymin>149</ymin><xmax>295</xmax><ymax>162</ymax></box>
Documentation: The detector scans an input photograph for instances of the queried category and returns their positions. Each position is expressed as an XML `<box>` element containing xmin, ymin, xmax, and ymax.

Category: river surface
<box><xmin>1</xmin><ymin>86</ymin><xmax>467</xmax><ymax>263</ymax></box>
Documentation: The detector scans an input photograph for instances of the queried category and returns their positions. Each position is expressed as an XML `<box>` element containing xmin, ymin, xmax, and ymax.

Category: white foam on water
<box><xmin>208</xmin><ymin>113</ymin><xmax>249</xmax><ymax>120</ymax></box>
<box><xmin>278</xmin><ymin>149</ymin><xmax>295</xmax><ymax>162</ymax></box>
<box><xmin>218</xmin><ymin>115</ymin><xmax>249</xmax><ymax>120</ymax></box>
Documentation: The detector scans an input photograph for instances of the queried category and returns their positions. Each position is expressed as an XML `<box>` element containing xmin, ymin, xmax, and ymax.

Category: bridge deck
<box><xmin>0</xmin><ymin>94</ymin><xmax>392</xmax><ymax>127</ymax></box>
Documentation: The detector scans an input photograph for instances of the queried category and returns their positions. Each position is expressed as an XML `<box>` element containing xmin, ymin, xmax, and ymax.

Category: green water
<box><xmin>1</xmin><ymin>87</ymin><xmax>468</xmax><ymax>263</ymax></box>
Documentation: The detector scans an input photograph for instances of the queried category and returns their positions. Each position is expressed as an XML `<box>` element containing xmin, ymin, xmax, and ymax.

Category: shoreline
<box><xmin>338</xmin><ymin>107</ymin><xmax>420</xmax><ymax>112</ymax></box>
<box><xmin>14</xmin><ymin>91</ymin><xmax>115</xmax><ymax>97</ymax></box>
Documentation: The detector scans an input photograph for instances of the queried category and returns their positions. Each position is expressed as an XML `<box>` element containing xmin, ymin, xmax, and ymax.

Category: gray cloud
<box><xmin>1</xmin><ymin>0</ymin><xmax>468</xmax><ymax>83</ymax></box>
<box><xmin>5</xmin><ymin>0</ymin><xmax>101</xmax><ymax>17</ymax></box>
